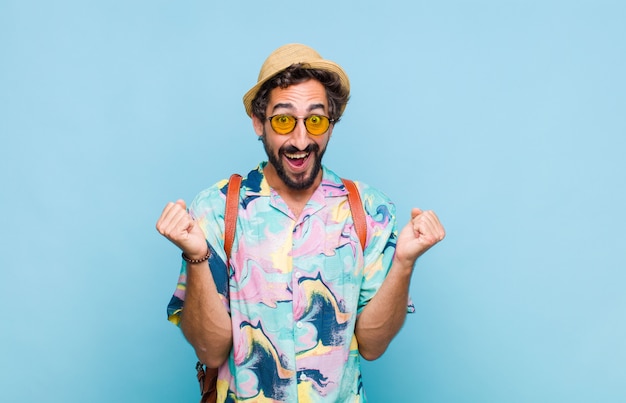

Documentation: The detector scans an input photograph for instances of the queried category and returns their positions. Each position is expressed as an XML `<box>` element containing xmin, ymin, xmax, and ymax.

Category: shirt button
<box><xmin>296</xmin><ymin>321</ymin><xmax>303</xmax><ymax>329</ymax></box>
<box><xmin>295</xmin><ymin>271</ymin><xmax>302</xmax><ymax>278</ymax></box>
<box><xmin>300</xmin><ymin>373</ymin><xmax>306</xmax><ymax>381</ymax></box>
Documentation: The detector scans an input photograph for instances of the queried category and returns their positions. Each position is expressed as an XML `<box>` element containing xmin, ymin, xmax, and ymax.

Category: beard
<box><xmin>260</xmin><ymin>132</ymin><xmax>326</xmax><ymax>190</ymax></box>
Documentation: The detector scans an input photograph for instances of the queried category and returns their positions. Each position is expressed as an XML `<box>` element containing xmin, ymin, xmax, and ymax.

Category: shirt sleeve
<box><xmin>166</xmin><ymin>179</ymin><xmax>232</xmax><ymax>326</ymax></box>
<box><xmin>356</xmin><ymin>182</ymin><xmax>415</xmax><ymax>314</ymax></box>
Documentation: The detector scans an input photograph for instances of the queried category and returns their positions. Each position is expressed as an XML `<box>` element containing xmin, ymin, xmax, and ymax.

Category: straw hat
<box><xmin>242</xmin><ymin>43</ymin><xmax>350</xmax><ymax>117</ymax></box>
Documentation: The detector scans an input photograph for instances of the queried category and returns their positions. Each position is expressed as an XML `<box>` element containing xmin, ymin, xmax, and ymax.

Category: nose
<box><xmin>290</xmin><ymin>118</ymin><xmax>312</xmax><ymax>149</ymax></box>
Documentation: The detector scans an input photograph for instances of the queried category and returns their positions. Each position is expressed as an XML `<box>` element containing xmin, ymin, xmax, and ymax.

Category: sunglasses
<box><xmin>267</xmin><ymin>114</ymin><xmax>335</xmax><ymax>136</ymax></box>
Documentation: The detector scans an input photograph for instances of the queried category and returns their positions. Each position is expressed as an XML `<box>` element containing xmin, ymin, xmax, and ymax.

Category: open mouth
<box><xmin>284</xmin><ymin>151</ymin><xmax>310</xmax><ymax>168</ymax></box>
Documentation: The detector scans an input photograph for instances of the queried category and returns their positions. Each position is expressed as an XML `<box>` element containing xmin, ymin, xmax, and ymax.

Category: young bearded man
<box><xmin>156</xmin><ymin>43</ymin><xmax>445</xmax><ymax>402</ymax></box>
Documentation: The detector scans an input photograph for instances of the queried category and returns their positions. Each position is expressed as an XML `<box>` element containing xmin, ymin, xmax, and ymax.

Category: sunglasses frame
<box><xmin>267</xmin><ymin>114</ymin><xmax>335</xmax><ymax>136</ymax></box>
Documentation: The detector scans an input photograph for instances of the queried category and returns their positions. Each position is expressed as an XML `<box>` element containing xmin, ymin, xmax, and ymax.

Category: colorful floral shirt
<box><xmin>167</xmin><ymin>163</ymin><xmax>413</xmax><ymax>402</ymax></box>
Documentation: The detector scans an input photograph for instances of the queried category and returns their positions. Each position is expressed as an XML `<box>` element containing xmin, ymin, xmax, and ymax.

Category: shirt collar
<box><xmin>242</xmin><ymin>162</ymin><xmax>349</xmax><ymax>198</ymax></box>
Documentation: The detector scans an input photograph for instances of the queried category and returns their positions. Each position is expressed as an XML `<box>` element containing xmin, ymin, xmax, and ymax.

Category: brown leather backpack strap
<box><xmin>224</xmin><ymin>174</ymin><xmax>242</xmax><ymax>262</ymax></box>
<box><xmin>196</xmin><ymin>174</ymin><xmax>241</xmax><ymax>403</ymax></box>
<box><xmin>197</xmin><ymin>361</ymin><xmax>218</xmax><ymax>403</ymax></box>
<box><xmin>341</xmin><ymin>179</ymin><xmax>367</xmax><ymax>251</ymax></box>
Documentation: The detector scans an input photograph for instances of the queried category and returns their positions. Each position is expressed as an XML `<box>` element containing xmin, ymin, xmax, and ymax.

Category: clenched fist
<box><xmin>156</xmin><ymin>200</ymin><xmax>208</xmax><ymax>260</ymax></box>
<box><xmin>394</xmin><ymin>208</ymin><xmax>445</xmax><ymax>268</ymax></box>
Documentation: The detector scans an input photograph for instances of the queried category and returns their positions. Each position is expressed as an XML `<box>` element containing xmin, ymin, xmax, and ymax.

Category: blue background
<box><xmin>1</xmin><ymin>1</ymin><xmax>625</xmax><ymax>402</ymax></box>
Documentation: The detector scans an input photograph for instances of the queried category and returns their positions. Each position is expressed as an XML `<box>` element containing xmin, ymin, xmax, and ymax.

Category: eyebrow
<box><xmin>271</xmin><ymin>103</ymin><xmax>327</xmax><ymax>114</ymax></box>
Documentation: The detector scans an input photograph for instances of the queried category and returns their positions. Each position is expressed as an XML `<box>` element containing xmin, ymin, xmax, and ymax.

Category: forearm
<box><xmin>180</xmin><ymin>260</ymin><xmax>233</xmax><ymax>367</ymax></box>
<box><xmin>354</xmin><ymin>258</ymin><xmax>414</xmax><ymax>361</ymax></box>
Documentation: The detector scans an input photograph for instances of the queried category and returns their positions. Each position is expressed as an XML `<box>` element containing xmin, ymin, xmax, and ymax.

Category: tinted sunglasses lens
<box><xmin>305</xmin><ymin>115</ymin><xmax>330</xmax><ymax>135</ymax></box>
<box><xmin>270</xmin><ymin>115</ymin><xmax>296</xmax><ymax>134</ymax></box>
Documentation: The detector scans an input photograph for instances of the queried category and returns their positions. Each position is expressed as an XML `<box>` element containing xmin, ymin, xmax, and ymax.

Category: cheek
<box><xmin>315</xmin><ymin>136</ymin><xmax>330</xmax><ymax>150</ymax></box>
<box><xmin>266</xmin><ymin>136</ymin><xmax>287</xmax><ymax>153</ymax></box>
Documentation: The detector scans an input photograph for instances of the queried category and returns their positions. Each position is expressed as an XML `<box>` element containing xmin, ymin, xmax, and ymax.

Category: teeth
<box><xmin>285</xmin><ymin>152</ymin><xmax>308</xmax><ymax>159</ymax></box>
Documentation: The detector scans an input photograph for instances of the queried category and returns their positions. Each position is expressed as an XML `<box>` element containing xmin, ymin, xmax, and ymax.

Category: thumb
<box><xmin>175</xmin><ymin>199</ymin><xmax>187</xmax><ymax>210</ymax></box>
<box><xmin>411</xmin><ymin>207</ymin><xmax>423</xmax><ymax>219</ymax></box>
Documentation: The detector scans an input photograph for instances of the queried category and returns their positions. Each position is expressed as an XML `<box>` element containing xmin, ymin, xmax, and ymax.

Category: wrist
<box><xmin>182</xmin><ymin>248</ymin><xmax>211</xmax><ymax>264</ymax></box>
<box><xmin>392</xmin><ymin>254</ymin><xmax>417</xmax><ymax>273</ymax></box>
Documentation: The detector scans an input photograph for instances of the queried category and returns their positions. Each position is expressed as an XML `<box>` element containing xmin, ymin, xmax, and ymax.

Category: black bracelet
<box><xmin>181</xmin><ymin>249</ymin><xmax>211</xmax><ymax>264</ymax></box>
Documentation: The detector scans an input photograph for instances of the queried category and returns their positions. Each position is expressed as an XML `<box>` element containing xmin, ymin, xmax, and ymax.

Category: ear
<box><xmin>252</xmin><ymin>115</ymin><xmax>264</xmax><ymax>137</ymax></box>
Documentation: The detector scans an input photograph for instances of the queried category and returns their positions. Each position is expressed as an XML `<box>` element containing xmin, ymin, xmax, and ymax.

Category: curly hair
<box><xmin>251</xmin><ymin>64</ymin><xmax>350</xmax><ymax>122</ymax></box>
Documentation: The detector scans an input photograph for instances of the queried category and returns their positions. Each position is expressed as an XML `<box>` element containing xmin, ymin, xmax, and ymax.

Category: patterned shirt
<box><xmin>167</xmin><ymin>163</ymin><xmax>413</xmax><ymax>402</ymax></box>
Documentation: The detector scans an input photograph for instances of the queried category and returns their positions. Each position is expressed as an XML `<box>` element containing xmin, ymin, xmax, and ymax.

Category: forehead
<box><xmin>267</xmin><ymin>79</ymin><xmax>328</xmax><ymax>112</ymax></box>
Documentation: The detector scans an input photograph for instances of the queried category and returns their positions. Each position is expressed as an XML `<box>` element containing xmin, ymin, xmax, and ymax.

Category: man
<box><xmin>156</xmin><ymin>43</ymin><xmax>445</xmax><ymax>402</ymax></box>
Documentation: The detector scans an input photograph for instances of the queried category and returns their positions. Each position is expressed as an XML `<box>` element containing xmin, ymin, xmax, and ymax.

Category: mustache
<box><xmin>280</xmin><ymin>143</ymin><xmax>320</xmax><ymax>155</ymax></box>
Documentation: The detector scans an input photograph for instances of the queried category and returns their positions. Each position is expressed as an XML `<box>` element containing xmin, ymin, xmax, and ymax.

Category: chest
<box><xmin>229</xmin><ymin>196</ymin><xmax>364</xmax><ymax>305</ymax></box>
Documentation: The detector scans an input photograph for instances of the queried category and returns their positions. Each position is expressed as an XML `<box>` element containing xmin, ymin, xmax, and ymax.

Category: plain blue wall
<box><xmin>2</xmin><ymin>1</ymin><xmax>625</xmax><ymax>402</ymax></box>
